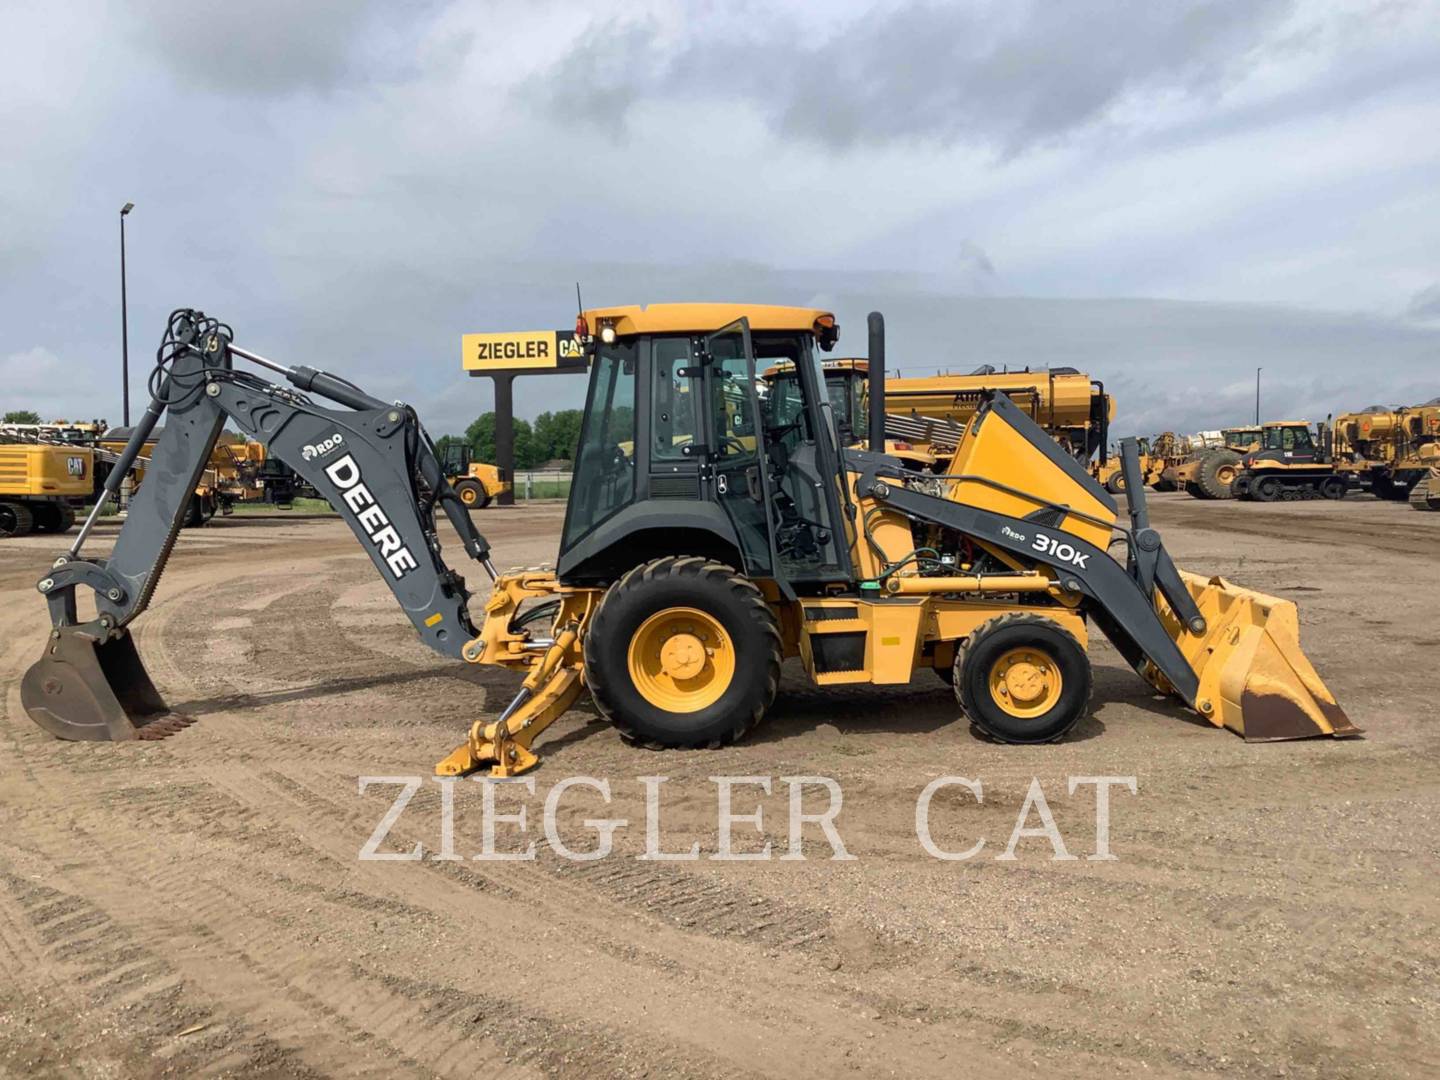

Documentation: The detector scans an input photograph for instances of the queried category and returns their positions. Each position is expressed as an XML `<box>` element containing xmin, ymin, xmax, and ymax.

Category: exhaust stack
<box><xmin>867</xmin><ymin>311</ymin><xmax>885</xmax><ymax>453</ymax></box>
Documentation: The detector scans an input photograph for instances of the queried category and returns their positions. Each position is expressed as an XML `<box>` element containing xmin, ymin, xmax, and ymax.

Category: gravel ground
<box><xmin>0</xmin><ymin>493</ymin><xmax>1436</xmax><ymax>1078</ymax></box>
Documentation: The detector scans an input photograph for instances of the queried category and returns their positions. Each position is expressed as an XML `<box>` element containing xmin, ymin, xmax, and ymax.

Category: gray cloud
<box><xmin>527</xmin><ymin>0</ymin><xmax>1299</xmax><ymax>152</ymax></box>
<box><xmin>126</xmin><ymin>0</ymin><xmax>426</xmax><ymax>96</ymax></box>
<box><xmin>1405</xmin><ymin>283</ymin><xmax>1440</xmax><ymax>321</ymax></box>
<box><xmin>2</xmin><ymin>0</ymin><xmax>1437</xmax><ymax>445</ymax></box>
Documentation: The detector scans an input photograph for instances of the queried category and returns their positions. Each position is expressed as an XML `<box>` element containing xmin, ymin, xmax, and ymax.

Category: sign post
<box><xmin>461</xmin><ymin>330</ymin><xmax>587</xmax><ymax>505</ymax></box>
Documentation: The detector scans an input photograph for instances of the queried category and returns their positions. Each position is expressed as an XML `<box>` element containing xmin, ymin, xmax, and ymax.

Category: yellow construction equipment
<box><xmin>1410</xmin><ymin>444</ymin><xmax>1440</xmax><ymax>511</ymax></box>
<box><xmin>1163</xmin><ymin>427</ymin><xmax>1261</xmax><ymax>500</ymax></box>
<box><xmin>1334</xmin><ymin>401</ymin><xmax>1440</xmax><ymax>502</ymax></box>
<box><xmin>20</xmin><ymin>307</ymin><xmax>1356</xmax><ymax>771</ymax></box>
<box><xmin>438</xmin><ymin>443</ymin><xmax>511</xmax><ymax>508</ymax></box>
<box><xmin>763</xmin><ymin>357</ymin><xmax>1115</xmax><ymax>479</ymax></box>
<box><xmin>0</xmin><ymin>442</ymin><xmax>92</xmax><ymax>537</ymax></box>
<box><xmin>433</xmin><ymin>305</ymin><xmax>1355</xmax><ymax>773</ymax></box>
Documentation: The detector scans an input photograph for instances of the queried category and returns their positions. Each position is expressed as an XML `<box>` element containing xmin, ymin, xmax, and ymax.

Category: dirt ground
<box><xmin>1</xmin><ymin>493</ymin><xmax>1436</xmax><ymax>1078</ymax></box>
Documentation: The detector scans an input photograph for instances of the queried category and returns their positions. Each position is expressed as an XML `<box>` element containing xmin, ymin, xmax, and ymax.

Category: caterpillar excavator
<box><xmin>22</xmin><ymin>306</ymin><xmax>1357</xmax><ymax>778</ymax></box>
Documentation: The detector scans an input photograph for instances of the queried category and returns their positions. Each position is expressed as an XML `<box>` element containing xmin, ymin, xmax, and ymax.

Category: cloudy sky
<box><xmin>3</xmin><ymin>0</ymin><xmax>1438</xmax><ymax>438</ymax></box>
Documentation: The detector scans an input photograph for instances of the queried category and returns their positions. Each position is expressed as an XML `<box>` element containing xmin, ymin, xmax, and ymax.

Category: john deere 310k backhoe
<box><xmin>23</xmin><ymin>306</ymin><xmax>1357</xmax><ymax>777</ymax></box>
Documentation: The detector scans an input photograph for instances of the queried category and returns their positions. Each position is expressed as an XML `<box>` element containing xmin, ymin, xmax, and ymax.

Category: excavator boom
<box><xmin>23</xmin><ymin>310</ymin><xmax>496</xmax><ymax>741</ymax></box>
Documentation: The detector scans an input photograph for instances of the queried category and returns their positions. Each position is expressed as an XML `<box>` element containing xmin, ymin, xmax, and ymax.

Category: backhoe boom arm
<box><xmin>25</xmin><ymin>310</ymin><xmax>495</xmax><ymax>741</ymax></box>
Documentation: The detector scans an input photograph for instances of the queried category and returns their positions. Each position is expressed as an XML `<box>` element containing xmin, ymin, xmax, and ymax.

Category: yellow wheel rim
<box><xmin>1216</xmin><ymin>463</ymin><xmax>1237</xmax><ymax>484</ymax></box>
<box><xmin>627</xmin><ymin>607</ymin><xmax>735</xmax><ymax>713</ymax></box>
<box><xmin>988</xmin><ymin>647</ymin><xmax>1062</xmax><ymax>719</ymax></box>
<box><xmin>459</xmin><ymin>486</ymin><xmax>479</xmax><ymax>506</ymax></box>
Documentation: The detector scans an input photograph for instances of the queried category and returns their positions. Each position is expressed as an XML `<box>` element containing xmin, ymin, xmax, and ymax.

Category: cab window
<box><xmin>562</xmin><ymin>340</ymin><xmax>636</xmax><ymax>548</ymax></box>
<box><xmin>651</xmin><ymin>337</ymin><xmax>699</xmax><ymax>460</ymax></box>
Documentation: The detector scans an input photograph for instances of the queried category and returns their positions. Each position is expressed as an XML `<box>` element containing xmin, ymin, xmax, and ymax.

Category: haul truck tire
<box><xmin>585</xmin><ymin>556</ymin><xmax>781</xmax><ymax>749</ymax></box>
<box><xmin>955</xmin><ymin>613</ymin><xmax>1092</xmax><ymax>744</ymax></box>
<box><xmin>455</xmin><ymin>479</ymin><xmax>490</xmax><ymax>509</ymax></box>
<box><xmin>0</xmin><ymin>502</ymin><xmax>36</xmax><ymax>538</ymax></box>
<box><xmin>1197</xmin><ymin>449</ymin><xmax>1242</xmax><ymax>500</ymax></box>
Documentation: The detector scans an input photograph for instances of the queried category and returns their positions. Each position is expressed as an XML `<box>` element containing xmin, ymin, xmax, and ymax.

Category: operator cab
<box><xmin>1251</xmin><ymin>421</ymin><xmax>1318</xmax><ymax>464</ymax></box>
<box><xmin>559</xmin><ymin>305</ymin><xmax>853</xmax><ymax>590</ymax></box>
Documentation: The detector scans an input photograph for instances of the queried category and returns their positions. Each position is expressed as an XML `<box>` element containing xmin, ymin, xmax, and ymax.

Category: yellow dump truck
<box><xmin>0</xmin><ymin>443</ymin><xmax>92</xmax><ymax>536</ymax></box>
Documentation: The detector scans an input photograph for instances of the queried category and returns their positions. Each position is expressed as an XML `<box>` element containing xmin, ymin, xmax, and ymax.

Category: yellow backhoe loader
<box><xmin>21</xmin><ymin>307</ymin><xmax>1355</xmax><ymax>780</ymax></box>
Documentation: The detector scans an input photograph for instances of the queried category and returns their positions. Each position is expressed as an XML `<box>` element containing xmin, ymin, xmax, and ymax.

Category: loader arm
<box><xmin>24</xmin><ymin>309</ymin><xmax>497</xmax><ymax>741</ymax></box>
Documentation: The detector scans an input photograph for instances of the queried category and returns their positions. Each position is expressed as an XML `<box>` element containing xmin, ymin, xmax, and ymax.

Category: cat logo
<box><xmin>461</xmin><ymin>330</ymin><xmax>587</xmax><ymax>371</ymax></box>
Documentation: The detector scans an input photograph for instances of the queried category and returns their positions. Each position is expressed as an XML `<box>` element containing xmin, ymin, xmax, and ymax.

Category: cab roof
<box><xmin>583</xmin><ymin>303</ymin><xmax>836</xmax><ymax>337</ymax></box>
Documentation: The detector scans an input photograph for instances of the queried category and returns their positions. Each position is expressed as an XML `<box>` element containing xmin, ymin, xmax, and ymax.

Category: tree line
<box><xmin>438</xmin><ymin>409</ymin><xmax>584</xmax><ymax>470</ymax></box>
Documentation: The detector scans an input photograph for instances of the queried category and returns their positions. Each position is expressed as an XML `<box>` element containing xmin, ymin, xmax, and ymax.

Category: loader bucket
<box><xmin>21</xmin><ymin>627</ymin><xmax>193</xmax><ymax>741</ymax></box>
<box><xmin>1161</xmin><ymin>572</ymin><xmax>1359</xmax><ymax>741</ymax></box>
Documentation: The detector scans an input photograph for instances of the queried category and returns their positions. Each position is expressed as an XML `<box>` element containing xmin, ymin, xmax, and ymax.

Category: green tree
<box><xmin>3</xmin><ymin>409</ymin><xmax>42</xmax><ymax>424</ymax></box>
<box><xmin>463</xmin><ymin>412</ymin><xmax>542</xmax><ymax>469</ymax></box>
<box><xmin>531</xmin><ymin>409</ymin><xmax>583</xmax><ymax>463</ymax></box>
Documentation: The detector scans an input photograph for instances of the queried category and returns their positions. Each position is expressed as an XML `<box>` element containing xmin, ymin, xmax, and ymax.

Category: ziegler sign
<box><xmin>461</xmin><ymin>330</ymin><xmax>585</xmax><ymax>372</ymax></box>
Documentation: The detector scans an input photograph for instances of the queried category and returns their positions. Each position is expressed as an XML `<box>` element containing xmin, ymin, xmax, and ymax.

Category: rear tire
<box><xmin>1197</xmin><ymin>449</ymin><xmax>1242</xmax><ymax>500</ymax></box>
<box><xmin>955</xmin><ymin>614</ymin><xmax>1092</xmax><ymax>744</ymax></box>
<box><xmin>1319</xmin><ymin>476</ymin><xmax>1347</xmax><ymax>500</ymax></box>
<box><xmin>1104</xmin><ymin>472</ymin><xmax>1125</xmax><ymax>495</ymax></box>
<box><xmin>585</xmin><ymin>556</ymin><xmax>781</xmax><ymax>749</ymax></box>
<box><xmin>0</xmin><ymin>501</ymin><xmax>35</xmax><ymax>538</ymax></box>
<box><xmin>455</xmin><ymin>479</ymin><xmax>490</xmax><ymax>509</ymax></box>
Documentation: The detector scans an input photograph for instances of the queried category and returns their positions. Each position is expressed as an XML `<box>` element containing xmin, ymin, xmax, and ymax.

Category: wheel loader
<box><xmin>21</xmin><ymin>307</ymin><xmax>1356</xmax><ymax>778</ymax></box>
<box><xmin>437</xmin><ymin>442</ymin><xmax>511</xmax><ymax>508</ymax></box>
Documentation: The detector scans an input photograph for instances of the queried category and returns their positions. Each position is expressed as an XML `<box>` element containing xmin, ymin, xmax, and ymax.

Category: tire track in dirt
<box><xmin>0</xmin><ymin>866</ymin><xmax>325</xmax><ymax>1077</ymax></box>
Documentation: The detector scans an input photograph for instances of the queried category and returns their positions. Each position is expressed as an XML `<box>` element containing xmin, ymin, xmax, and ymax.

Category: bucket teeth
<box><xmin>134</xmin><ymin>714</ymin><xmax>196</xmax><ymax>741</ymax></box>
<box><xmin>21</xmin><ymin>627</ymin><xmax>191</xmax><ymax>743</ymax></box>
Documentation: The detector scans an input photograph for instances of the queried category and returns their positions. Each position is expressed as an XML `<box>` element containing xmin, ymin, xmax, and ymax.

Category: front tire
<box><xmin>585</xmin><ymin>557</ymin><xmax>781</xmax><ymax>749</ymax></box>
<box><xmin>955</xmin><ymin>614</ymin><xmax>1092</xmax><ymax>744</ymax></box>
<box><xmin>1197</xmin><ymin>450</ymin><xmax>1242</xmax><ymax>500</ymax></box>
<box><xmin>455</xmin><ymin>479</ymin><xmax>490</xmax><ymax>509</ymax></box>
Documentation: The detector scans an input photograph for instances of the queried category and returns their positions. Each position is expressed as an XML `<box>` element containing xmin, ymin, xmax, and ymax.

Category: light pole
<box><xmin>1255</xmin><ymin>367</ymin><xmax>1261</xmax><ymax>425</ymax></box>
<box><xmin>120</xmin><ymin>202</ymin><xmax>134</xmax><ymax>428</ymax></box>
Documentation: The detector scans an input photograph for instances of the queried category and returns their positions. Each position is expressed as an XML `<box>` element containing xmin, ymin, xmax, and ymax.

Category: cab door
<box><xmin>702</xmin><ymin>319</ymin><xmax>776</xmax><ymax>576</ymax></box>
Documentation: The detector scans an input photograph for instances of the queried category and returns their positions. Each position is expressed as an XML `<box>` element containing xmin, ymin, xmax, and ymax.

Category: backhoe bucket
<box><xmin>21</xmin><ymin>628</ymin><xmax>193</xmax><ymax>741</ymax></box>
<box><xmin>1161</xmin><ymin>572</ymin><xmax>1359</xmax><ymax>741</ymax></box>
